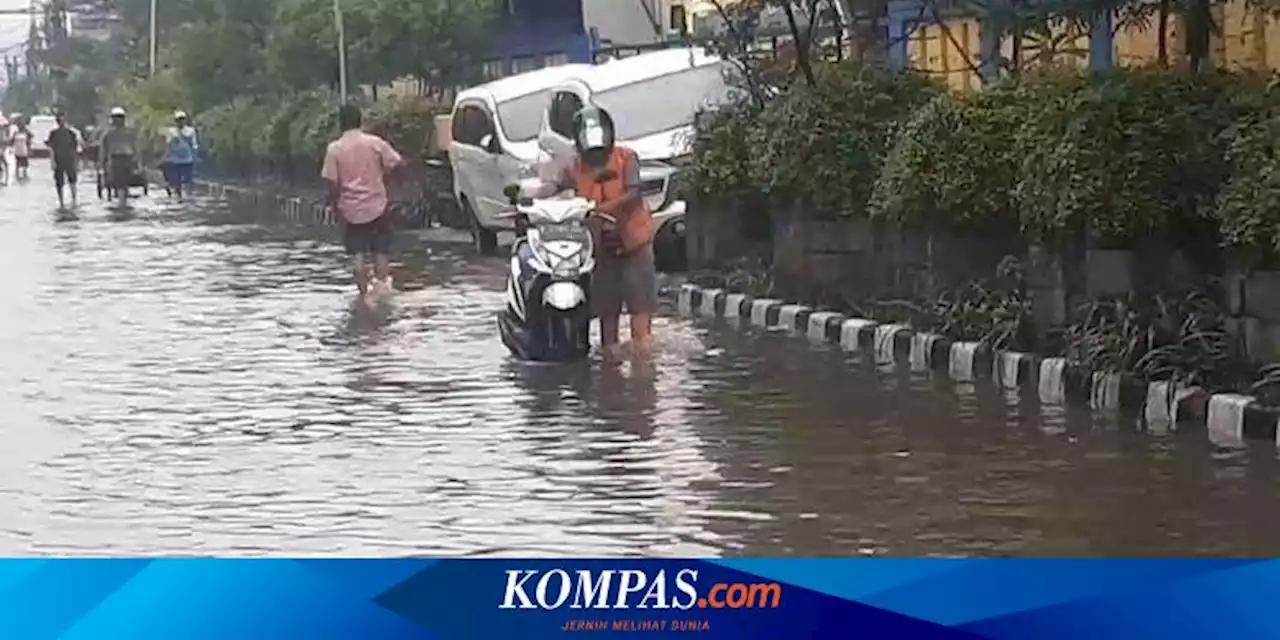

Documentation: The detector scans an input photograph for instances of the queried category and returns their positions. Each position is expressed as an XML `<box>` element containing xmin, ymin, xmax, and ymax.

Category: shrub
<box><xmin>1013</xmin><ymin>67</ymin><xmax>1231</xmax><ymax>244</ymax></box>
<box><xmin>685</xmin><ymin>103</ymin><xmax>760</xmax><ymax>201</ymax></box>
<box><xmin>869</xmin><ymin>83</ymin><xmax>1026</xmax><ymax>231</ymax></box>
<box><xmin>366</xmin><ymin>94</ymin><xmax>451</xmax><ymax>163</ymax></box>
<box><xmin>751</xmin><ymin>62</ymin><xmax>943</xmax><ymax>219</ymax></box>
<box><xmin>194</xmin><ymin>89</ymin><xmax>447</xmax><ymax>180</ymax></box>
<box><xmin>1213</xmin><ymin>115</ymin><xmax>1280</xmax><ymax>262</ymax></box>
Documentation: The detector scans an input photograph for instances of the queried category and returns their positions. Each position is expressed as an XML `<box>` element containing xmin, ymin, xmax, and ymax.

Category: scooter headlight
<box><xmin>531</xmin><ymin>225</ymin><xmax>592</xmax><ymax>277</ymax></box>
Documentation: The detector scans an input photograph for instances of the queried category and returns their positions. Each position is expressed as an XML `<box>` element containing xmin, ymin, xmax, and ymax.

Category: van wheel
<box><xmin>464</xmin><ymin>199</ymin><xmax>499</xmax><ymax>255</ymax></box>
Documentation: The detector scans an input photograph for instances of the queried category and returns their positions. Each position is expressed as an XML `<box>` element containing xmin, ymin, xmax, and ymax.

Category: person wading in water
<box><xmin>163</xmin><ymin>110</ymin><xmax>198</xmax><ymax>200</ymax></box>
<box><xmin>11</xmin><ymin>119</ymin><xmax>32</xmax><ymax>182</ymax></box>
<box><xmin>525</xmin><ymin>105</ymin><xmax>657</xmax><ymax>361</ymax></box>
<box><xmin>46</xmin><ymin>111</ymin><xmax>80</xmax><ymax>209</ymax></box>
<box><xmin>320</xmin><ymin>104</ymin><xmax>405</xmax><ymax>303</ymax></box>
<box><xmin>99</xmin><ymin>107</ymin><xmax>139</xmax><ymax>209</ymax></box>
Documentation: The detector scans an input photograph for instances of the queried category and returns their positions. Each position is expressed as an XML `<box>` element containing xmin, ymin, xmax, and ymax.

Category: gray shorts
<box><xmin>593</xmin><ymin>245</ymin><xmax>658</xmax><ymax>317</ymax></box>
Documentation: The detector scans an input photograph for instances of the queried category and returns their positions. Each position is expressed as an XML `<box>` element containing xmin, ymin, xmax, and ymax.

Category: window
<box><xmin>481</xmin><ymin>60</ymin><xmax>505</xmax><ymax>80</ymax></box>
<box><xmin>547</xmin><ymin>91</ymin><xmax>584</xmax><ymax>139</ymax></box>
<box><xmin>512</xmin><ymin>56</ymin><xmax>541</xmax><ymax>73</ymax></box>
<box><xmin>544</xmin><ymin>52</ymin><xmax>570</xmax><ymax>67</ymax></box>
<box><xmin>590</xmin><ymin>62</ymin><xmax>747</xmax><ymax>140</ymax></box>
<box><xmin>496</xmin><ymin>90</ymin><xmax>553</xmax><ymax>142</ymax></box>
<box><xmin>669</xmin><ymin>4</ymin><xmax>687</xmax><ymax>34</ymax></box>
<box><xmin>451</xmin><ymin>104</ymin><xmax>494</xmax><ymax>147</ymax></box>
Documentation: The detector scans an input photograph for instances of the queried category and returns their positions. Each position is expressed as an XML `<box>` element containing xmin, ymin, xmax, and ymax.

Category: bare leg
<box><xmin>630</xmin><ymin>313</ymin><xmax>653</xmax><ymax>351</ymax></box>
<box><xmin>351</xmin><ymin>253</ymin><xmax>370</xmax><ymax>297</ymax></box>
<box><xmin>373</xmin><ymin>253</ymin><xmax>391</xmax><ymax>289</ymax></box>
<box><xmin>599</xmin><ymin>314</ymin><xmax>623</xmax><ymax>360</ymax></box>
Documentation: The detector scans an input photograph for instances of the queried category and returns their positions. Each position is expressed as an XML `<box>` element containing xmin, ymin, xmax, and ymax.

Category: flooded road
<box><xmin>3</xmin><ymin>166</ymin><xmax>1280</xmax><ymax>556</ymax></box>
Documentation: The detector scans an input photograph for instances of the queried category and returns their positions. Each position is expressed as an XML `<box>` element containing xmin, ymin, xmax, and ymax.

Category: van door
<box><xmin>449</xmin><ymin>102</ymin><xmax>505</xmax><ymax>229</ymax></box>
<box><xmin>540</xmin><ymin>88</ymin><xmax>585</xmax><ymax>171</ymax></box>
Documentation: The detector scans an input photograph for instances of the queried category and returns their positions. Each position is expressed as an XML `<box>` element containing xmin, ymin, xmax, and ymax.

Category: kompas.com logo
<box><xmin>498</xmin><ymin>568</ymin><xmax>782</xmax><ymax>610</ymax></box>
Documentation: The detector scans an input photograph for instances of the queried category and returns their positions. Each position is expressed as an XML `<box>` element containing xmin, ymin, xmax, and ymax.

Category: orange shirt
<box><xmin>568</xmin><ymin>147</ymin><xmax>654</xmax><ymax>255</ymax></box>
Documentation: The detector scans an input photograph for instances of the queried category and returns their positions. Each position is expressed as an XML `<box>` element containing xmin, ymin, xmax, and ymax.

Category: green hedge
<box><xmin>692</xmin><ymin>64</ymin><xmax>1280</xmax><ymax>256</ymax></box>
<box><xmin>196</xmin><ymin>90</ymin><xmax>449</xmax><ymax>179</ymax></box>
<box><xmin>113</xmin><ymin>79</ymin><xmax>451</xmax><ymax>181</ymax></box>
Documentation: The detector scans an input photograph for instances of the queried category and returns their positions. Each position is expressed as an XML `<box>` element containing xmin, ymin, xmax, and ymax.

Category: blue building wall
<box><xmin>483</xmin><ymin>0</ymin><xmax>596</xmax><ymax>76</ymax></box>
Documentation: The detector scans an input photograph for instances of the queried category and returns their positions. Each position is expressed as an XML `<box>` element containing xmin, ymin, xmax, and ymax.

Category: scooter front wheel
<box><xmin>546</xmin><ymin>311</ymin><xmax>591</xmax><ymax>362</ymax></box>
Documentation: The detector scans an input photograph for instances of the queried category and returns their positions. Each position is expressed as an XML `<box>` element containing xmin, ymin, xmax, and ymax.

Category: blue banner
<box><xmin>0</xmin><ymin>558</ymin><xmax>1270</xmax><ymax>638</ymax></box>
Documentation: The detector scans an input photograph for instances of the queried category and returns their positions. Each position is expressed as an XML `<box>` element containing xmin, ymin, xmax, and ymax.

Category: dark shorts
<box><xmin>15</xmin><ymin>156</ymin><xmax>28</xmax><ymax>169</ymax></box>
<box><xmin>592</xmin><ymin>245</ymin><xmax>658</xmax><ymax>317</ymax></box>
<box><xmin>342</xmin><ymin>213</ymin><xmax>393</xmax><ymax>256</ymax></box>
<box><xmin>108</xmin><ymin>155</ymin><xmax>135</xmax><ymax>189</ymax></box>
<box><xmin>53</xmin><ymin>161</ymin><xmax>77</xmax><ymax>188</ymax></box>
<box><xmin>164</xmin><ymin>162</ymin><xmax>194</xmax><ymax>187</ymax></box>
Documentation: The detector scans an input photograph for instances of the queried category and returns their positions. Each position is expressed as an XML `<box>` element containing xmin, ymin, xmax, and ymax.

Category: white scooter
<box><xmin>496</xmin><ymin>182</ymin><xmax>598</xmax><ymax>362</ymax></box>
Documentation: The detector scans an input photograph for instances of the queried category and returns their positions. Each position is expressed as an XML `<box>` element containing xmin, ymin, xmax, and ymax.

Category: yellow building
<box><xmin>909</xmin><ymin>2</ymin><xmax>1280</xmax><ymax>93</ymax></box>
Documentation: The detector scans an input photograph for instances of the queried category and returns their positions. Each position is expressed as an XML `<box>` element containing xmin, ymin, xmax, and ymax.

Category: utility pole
<box><xmin>26</xmin><ymin>0</ymin><xmax>37</xmax><ymax>77</ymax></box>
<box><xmin>334</xmin><ymin>0</ymin><xmax>347</xmax><ymax>103</ymax></box>
<box><xmin>149</xmin><ymin>0</ymin><xmax>157</xmax><ymax>76</ymax></box>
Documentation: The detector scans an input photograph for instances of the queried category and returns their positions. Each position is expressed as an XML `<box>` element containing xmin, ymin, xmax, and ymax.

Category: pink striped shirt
<box><xmin>321</xmin><ymin>129</ymin><xmax>403</xmax><ymax>225</ymax></box>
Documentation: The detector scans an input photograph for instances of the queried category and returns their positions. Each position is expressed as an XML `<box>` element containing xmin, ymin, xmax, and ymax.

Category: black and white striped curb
<box><xmin>675</xmin><ymin>283</ymin><xmax>1280</xmax><ymax>447</ymax></box>
<box><xmin>195</xmin><ymin>181</ymin><xmax>336</xmax><ymax>227</ymax></box>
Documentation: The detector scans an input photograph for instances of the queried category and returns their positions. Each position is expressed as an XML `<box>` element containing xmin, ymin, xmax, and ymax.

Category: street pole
<box><xmin>148</xmin><ymin>0</ymin><xmax>157</xmax><ymax>76</ymax></box>
<box><xmin>333</xmin><ymin>0</ymin><xmax>347</xmax><ymax>104</ymax></box>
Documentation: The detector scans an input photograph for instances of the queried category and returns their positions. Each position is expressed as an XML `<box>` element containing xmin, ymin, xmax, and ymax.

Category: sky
<box><xmin>0</xmin><ymin>0</ymin><xmax>32</xmax><ymax>67</ymax></box>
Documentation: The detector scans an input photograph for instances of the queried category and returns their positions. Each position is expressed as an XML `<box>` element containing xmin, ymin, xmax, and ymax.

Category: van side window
<box><xmin>453</xmin><ymin>105</ymin><xmax>494</xmax><ymax>147</ymax></box>
<box><xmin>548</xmin><ymin>91</ymin><xmax>583</xmax><ymax>139</ymax></box>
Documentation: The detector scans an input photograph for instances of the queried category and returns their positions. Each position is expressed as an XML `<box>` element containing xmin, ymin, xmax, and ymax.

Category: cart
<box><xmin>86</xmin><ymin>143</ymin><xmax>149</xmax><ymax>200</ymax></box>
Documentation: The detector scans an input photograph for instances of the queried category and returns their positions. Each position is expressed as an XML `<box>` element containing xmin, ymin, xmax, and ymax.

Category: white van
<box><xmin>448</xmin><ymin>64</ymin><xmax>592</xmax><ymax>254</ymax></box>
<box><xmin>27</xmin><ymin>114</ymin><xmax>58</xmax><ymax>157</ymax></box>
<box><xmin>537</xmin><ymin>48</ymin><xmax>746</xmax><ymax>268</ymax></box>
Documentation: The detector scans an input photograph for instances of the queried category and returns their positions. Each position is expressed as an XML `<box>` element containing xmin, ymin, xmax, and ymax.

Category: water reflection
<box><xmin>4</xmin><ymin>169</ymin><xmax>1280</xmax><ymax>555</ymax></box>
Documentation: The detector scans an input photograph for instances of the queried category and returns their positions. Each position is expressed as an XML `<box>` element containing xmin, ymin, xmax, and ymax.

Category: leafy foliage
<box><xmin>686</xmin><ymin>104</ymin><xmax>761</xmax><ymax>201</ymax></box>
<box><xmin>869</xmin><ymin>85</ymin><xmax>1027</xmax><ymax>230</ymax></box>
<box><xmin>930</xmin><ymin>257</ymin><xmax>1033</xmax><ymax>351</ymax></box>
<box><xmin>1214</xmin><ymin>115</ymin><xmax>1280</xmax><ymax>263</ymax></box>
<box><xmin>1012</xmin><ymin>67</ymin><xmax>1232</xmax><ymax>243</ymax></box>
<box><xmin>1061</xmin><ymin>289</ymin><xmax>1258</xmax><ymax>394</ymax></box>
<box><xmin>749</xmin><ymin>62</ymin><xmax>944</xmax><ymax>219</ymax></box>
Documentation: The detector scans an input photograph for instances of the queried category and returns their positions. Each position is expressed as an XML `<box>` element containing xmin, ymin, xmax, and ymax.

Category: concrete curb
<box><xmin>674</xmin><ymin>283</ymin><xmax>1280</xmax><ymax>446</ymax></box>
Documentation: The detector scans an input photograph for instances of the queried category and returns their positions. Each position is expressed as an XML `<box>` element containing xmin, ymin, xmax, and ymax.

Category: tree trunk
<box><xmin>781</xmin><ymin>1</ymin><xmax>818</xmax><ymax>86</ymax></box>
<box><xmin>1184</xmin><ymin>0</ymin><xmax>1212</xmax><ymax>73</ymax></box>
<box><xmin>1157</xmin><ymin>0</ymin><xmax>1169</xmax><ymax>67</ymax></box>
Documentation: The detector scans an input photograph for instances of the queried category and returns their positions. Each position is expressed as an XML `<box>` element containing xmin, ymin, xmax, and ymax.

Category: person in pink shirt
<box><xmin>321</xmin><ymin>104</ymin><xmax>405</xmax><ymax>299</ymax></box>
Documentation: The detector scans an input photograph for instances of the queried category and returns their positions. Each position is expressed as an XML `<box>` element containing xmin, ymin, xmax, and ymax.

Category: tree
<box><xmin>166</xmin><ymin>0</ymin><xmax>278</xmax><ymax>108</ymax></box>
<box><xmin>268</xmin><ymin>0</ymin><xmax>388</xmax><ymax>94</ymax></box>
<box><xmin>371</xmin><ymin>0</ymin><xmax>501</xmax><ymax>95</ymax></box>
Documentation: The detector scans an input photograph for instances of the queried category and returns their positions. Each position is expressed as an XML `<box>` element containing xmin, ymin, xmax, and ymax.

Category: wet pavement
<box><xmin>3</xmin><ymin>165</ymin><xmax>1280</xmax><ymax>556</ymax></box>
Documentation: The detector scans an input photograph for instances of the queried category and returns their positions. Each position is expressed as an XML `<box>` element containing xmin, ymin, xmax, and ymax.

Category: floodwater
<box><xmin>2</xmin><ymin>166</ymin><xmax>1280</xmax><ymax>556</ymax></box>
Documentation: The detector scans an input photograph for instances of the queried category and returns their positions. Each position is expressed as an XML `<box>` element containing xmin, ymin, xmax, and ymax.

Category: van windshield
<box><xmin>496</xmin><ymin>90</ymin><xmax>552</xmax><ymax>142</ymax></box>
<box><xmin>591</xmin><ymin>62</ymin><xmax>743</xmax><ymax>140</ymax></box>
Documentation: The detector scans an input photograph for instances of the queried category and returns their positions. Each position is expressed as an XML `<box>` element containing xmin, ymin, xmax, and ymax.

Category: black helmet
<box><xmin>571</xmin><ymin>105</ymin><xmax>615</xmax><ymax>155</ymax></box>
